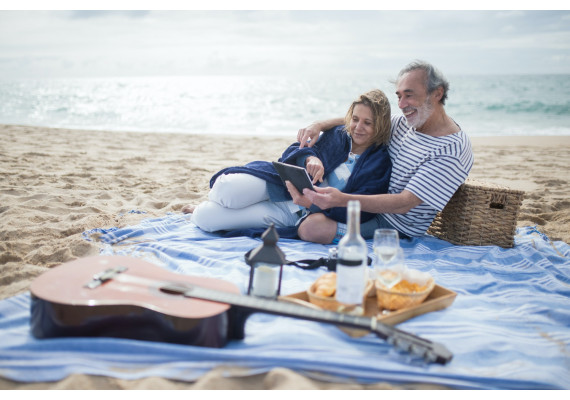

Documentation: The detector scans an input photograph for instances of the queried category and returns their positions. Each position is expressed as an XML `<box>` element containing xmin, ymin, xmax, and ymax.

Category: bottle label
<box><xmin>336</xmin><ymin>261</ymin><xmax>366</xmax><ymax>305</ymax></box>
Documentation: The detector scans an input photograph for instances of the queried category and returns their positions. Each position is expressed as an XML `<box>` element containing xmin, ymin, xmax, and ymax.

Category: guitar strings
<box><xmin>102</xmin><ymin>273</ymin><xmax>175</xmax><ymax>295</ymax></box>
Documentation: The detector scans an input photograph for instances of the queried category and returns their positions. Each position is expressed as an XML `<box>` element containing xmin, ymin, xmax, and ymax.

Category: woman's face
<box><xmin>349</xmin><ymin>104</ymin><xmax>375</xmax><ymax>150</ymax></box>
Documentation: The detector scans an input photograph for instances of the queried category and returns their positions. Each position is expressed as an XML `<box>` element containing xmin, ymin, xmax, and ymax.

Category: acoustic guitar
<box><xmin>30</xmin><ymin>255</ymin><xmax>452</xmax><ymax>364</ymax></box>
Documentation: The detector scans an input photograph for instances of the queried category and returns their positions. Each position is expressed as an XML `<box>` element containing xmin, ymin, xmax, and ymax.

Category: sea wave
<box><xmin>486</xmin><ymin>101</ymin><xmax>569</xmax><ymax>115</ymax></box>
<box><xmin>1</xmin><ymin>75</ymin><xmax>569</xmax><ymax>137</ymax></box>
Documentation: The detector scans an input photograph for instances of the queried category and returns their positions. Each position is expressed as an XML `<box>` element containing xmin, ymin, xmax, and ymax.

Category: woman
<box><xmin>185</xmin><ymin>89</ymin><xmax>393</xmax><ymax>239</ymax></box>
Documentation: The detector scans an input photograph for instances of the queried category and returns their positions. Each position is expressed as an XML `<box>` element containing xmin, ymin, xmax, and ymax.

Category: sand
<box><xmin>1</xmin><ymin>124</ymin><xmax>569</xmax><ymax>389</ymax></box>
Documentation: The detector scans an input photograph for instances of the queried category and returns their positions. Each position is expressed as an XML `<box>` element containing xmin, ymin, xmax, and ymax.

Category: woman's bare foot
<box><xmin>181</xmin><ymin>204</ymin><xmax>196</xmax><ymax>214</ymax></box>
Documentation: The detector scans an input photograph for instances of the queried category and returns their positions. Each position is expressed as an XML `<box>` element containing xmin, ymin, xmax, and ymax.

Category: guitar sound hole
<box><xmin>159</xmin><ymin>284</ymin><xmax>189</xmax><ymax>296</ymax></box>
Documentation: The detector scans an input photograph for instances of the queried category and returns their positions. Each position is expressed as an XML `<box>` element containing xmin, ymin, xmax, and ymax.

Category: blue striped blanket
<box><xmin>0</xmin><ymin>213</ymin><xmax>568</xmax><ymax>389</ymax></box>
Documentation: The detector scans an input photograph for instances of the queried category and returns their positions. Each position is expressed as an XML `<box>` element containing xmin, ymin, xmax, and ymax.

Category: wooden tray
<box><xmin>280</xmin><ymin>284</ymin><xmax>457</xmax><ymax>337</ymax></box>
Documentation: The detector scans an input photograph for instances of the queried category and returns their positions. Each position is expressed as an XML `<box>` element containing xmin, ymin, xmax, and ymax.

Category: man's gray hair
<box><xmin>397</xmin><ymin>60</ymin><xmax>450</xmax><ymax>105</ymax></box>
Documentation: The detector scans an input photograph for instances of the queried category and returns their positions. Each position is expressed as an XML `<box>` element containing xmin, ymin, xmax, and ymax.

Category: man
<box><xmin>286</xmin><ymin>60</ymin><xmax>474</xmax><ymax>244</ymax></box>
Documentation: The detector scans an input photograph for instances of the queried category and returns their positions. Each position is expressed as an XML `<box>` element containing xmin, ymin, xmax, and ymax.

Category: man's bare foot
<box><xmin>181</xmin><ymin>204</ymin><xmax>196</xmax><ymax>214</ymax></box>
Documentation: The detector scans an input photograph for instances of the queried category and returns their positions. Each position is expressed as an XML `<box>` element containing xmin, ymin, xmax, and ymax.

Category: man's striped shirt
<box><xmin>383</xmin><ymin>115</ymin><xmax>474</xmax><ymax>237</ymax></box>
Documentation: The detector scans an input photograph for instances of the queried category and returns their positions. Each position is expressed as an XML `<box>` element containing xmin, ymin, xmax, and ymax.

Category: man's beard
<box><xmin>403</xmin><ymin>96</ymin><xmax>434</xmax><ymax>130</ymax></box>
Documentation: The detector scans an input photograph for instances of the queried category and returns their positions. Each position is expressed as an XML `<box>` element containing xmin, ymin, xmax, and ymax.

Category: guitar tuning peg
<box><xmin>409</xmin><ymin>344</ymin><xmax>424</xmax><ymax>356</ymax></box>
<box><xmin>398</xmin><ymin>339</ymin><xmax>411</xmax><ymax>352</ymax></box>
<box><xmin>423</xmin><ymin>350</ymin><xmax>437</xmax><ymax>363</ymax></box>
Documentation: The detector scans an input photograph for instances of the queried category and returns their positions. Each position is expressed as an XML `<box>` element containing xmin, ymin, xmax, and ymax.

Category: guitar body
<box><xmin>30</xmin><ymin>256</ymin><xmax>242</xmax><ymax>347</ymax></box>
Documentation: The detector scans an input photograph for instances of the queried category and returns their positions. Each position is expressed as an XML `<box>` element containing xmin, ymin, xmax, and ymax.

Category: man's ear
<box><xmin>432</xmin><ymin>86</ymin><xmax>444</xmax><ymax>103</ymax></box>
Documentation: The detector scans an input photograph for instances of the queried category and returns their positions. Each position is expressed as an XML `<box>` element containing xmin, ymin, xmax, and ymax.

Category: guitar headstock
<box><xmin>384</xmin><ymin>329</ymin><xmax>453</xmax><ymax>365</ymax></box>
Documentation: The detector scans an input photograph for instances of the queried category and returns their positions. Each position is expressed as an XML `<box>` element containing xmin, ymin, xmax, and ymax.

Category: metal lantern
<box><xmin>245</xmin><ymin>224</ymin><xmax>287</xmax><ymax>298</ymax></box>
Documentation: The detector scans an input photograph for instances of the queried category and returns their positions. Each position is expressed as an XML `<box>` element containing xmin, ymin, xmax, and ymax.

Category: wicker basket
<box><xmin>427</xmin><ymin>179</ymin><xmax>525</xmax><ymax>248</ymax></box>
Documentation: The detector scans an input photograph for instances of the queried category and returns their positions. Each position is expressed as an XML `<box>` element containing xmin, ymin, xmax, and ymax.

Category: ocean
<box><xmin>1</xmin><ymin>74</ymin><xmax>569</xmax><ymax>138</ymax></box>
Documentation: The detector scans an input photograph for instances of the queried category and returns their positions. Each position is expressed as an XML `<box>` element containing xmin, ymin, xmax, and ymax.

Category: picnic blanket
<box><xmin>1</xmin><ymin>213</ymin><xmax>569</xmax><ymax>389</ymax></box>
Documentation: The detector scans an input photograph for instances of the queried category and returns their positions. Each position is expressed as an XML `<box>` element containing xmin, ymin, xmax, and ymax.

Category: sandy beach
<box><xmin>1</xmin><ymin>124</ymin><xmax>569</xmax><ymax>389</ymax></box>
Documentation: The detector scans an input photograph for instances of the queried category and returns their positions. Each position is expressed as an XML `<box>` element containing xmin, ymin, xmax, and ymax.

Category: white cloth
<box><xmin>321</xmin><ymin>151</ymin><xmax>359</xmax><ymax>190</ymax></box>
<box><xmin>191</xmin><ymin>173</ymin><xmax>300</xmax><ymax>232</ymax></box>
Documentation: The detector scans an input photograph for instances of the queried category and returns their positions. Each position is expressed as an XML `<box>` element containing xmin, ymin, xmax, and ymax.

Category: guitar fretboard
<box><xmin>179</xmin><ymin>284</ymin><xmax>380</xmax><ymax>331</ymax></box>
<box><xmin>160</xmin><ymin>283</ymin><xmax>452</xmax><ymax>364</ymax></box>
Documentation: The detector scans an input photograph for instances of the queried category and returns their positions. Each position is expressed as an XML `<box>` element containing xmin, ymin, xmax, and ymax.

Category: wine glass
<box><xmin>373</xmin><ymin>229</ymin><xmax>404</xmax><ymax>289</ymax></box>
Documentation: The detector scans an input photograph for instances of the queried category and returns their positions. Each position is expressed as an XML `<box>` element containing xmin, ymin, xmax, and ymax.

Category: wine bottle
<box><xmin>335</xmin><ymin>200</ymin><xmax>368</xmax><ymax>312</ymax></box>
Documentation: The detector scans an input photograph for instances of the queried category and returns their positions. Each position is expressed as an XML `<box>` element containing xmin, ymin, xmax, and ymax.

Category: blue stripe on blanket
<box><xmin>1</xmin><ymin>214</ymin><xmax>569</xmax><ymax>389</ymax></box>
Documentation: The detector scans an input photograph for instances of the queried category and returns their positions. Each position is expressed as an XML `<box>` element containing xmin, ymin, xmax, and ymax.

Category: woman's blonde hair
<box><xmin>344</xmin><ymin>89</ymin><xmax>391</xmax><ymax>146</ymax></box>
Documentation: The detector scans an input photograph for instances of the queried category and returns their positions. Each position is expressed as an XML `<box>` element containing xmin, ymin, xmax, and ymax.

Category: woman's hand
<box><xmin>285</xmin><ymin>181</ymin><xmax>313</xmax><ymax>208</ymax></box>
<box><xmin>297</xmin><ymin>123</ymin><xmax>322</xmax><ymax>148</ymax></box>
<box><xmin>297</xmin><ymin>118</ymin><xmax>344</xmax><ymax>148</ymax></box>
<box><xmin>305</xmin><ymin>156</ymin><xmax>324</xmax><ymax>184</ymax></box>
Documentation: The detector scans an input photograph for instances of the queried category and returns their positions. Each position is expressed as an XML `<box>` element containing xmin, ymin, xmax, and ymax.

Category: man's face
<box><xmin>395</xmin><ymin>69</ymin><xmax>434</xmax><ymax>130</ymax></box>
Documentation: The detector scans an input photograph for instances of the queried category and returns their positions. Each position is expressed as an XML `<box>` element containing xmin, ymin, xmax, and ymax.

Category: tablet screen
<box><xmin>272</xmin><ymin>161</ymin><xmax>315</xmax><ymax>193</ymax></box>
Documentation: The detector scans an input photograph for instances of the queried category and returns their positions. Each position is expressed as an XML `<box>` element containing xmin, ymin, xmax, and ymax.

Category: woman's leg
<box><xmin>296</xmin><ymin>213</ymin><xmax>338</xmax><ymax>244</ymax></box>
<box><xmin>191</xmin><ymin>200</ymin><xmax>298</xmax><ymax>232</ymax></box>
<box><xmin>182</xmin><ymin>173</ymin><xmax>268</xmax><ymax>215</ymax></box>
<box><xmin>209</xmin><ymin>173</ymin><xmax>269</xmax><ymax>209</ymax></box>
<box><xmin>297</xmin><ymin>213</ymin><xmax>396</xmax><ymax>244</ymax></box>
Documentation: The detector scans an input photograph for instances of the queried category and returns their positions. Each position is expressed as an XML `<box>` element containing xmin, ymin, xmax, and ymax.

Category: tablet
<box><xmin>272</xmin><ymin>161</ymin><xmax>315</xmax><ymax>193</ymax></box>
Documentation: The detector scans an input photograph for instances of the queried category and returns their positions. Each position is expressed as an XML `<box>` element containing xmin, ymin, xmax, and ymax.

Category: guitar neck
<box><xmin>161</xmin><ymin>283</ymin><xmax>452</xmax><ymax>364</ymax></box>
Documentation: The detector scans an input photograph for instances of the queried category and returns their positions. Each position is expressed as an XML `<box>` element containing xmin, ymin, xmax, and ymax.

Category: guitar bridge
<box><xmin>84</xmin><ymin>266</ymin><xmax>128</xmax><ymax>289</ymax></box>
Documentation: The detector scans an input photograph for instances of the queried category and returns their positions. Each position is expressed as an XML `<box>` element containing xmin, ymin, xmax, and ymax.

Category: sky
<box><xmin>0</xmin><ymin>4</ymin><xmax>569</xmax><ymax>78</ymax></box>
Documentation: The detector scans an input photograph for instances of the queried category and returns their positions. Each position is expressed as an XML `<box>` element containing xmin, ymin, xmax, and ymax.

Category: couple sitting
<box><xmin>185</xmin><ymin>60</ymin><xmax>474</xmax><ymax>244</ymax></box>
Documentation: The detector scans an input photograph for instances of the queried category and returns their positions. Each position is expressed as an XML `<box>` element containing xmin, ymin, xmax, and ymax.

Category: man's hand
<box><xmin>303</xmin><ymin>186</ymin><xmax>346</xmax><ymax>210</ymax></box>
<box><xmin>286</xmin><ymin>181</ymin><xmax>346</xmax><ymax>211</ymax></box>
<box><xmin>305</xmin><ymin>156</ymin><xmax>324</xmax><ymax>184</ymax></box>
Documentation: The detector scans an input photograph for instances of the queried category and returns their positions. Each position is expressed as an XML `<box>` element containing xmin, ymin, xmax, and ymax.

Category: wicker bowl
<box><xmin>307</xmin><ymin>286</ymin><xmax>342</xmax><ymax>311</ymax></box>
<box><xmin>307</xmin><ymin>277</ymin><xmax>373</xmax><ymax>312</ymax></box>
<box><xmin>375</xmin><ymin>277</ymin><xmax>435</xmax><ymax>311</ymax></box>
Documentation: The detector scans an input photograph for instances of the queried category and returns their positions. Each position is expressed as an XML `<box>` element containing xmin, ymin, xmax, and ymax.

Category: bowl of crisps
<box><xmin>375</xmin><ymin>269</ymin><xmax>435</xmax><ymax>311</ymax></box>
<box><xmin>307</xmin><ymin>272</ymin><xmax>373</xmax><ymax>312</ymax></box>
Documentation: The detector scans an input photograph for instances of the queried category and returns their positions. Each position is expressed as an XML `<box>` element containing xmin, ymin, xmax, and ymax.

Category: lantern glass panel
<box><xmin>251</xmin><ymin>262</ymin><xmax>280</xmax><ymax>298</ymax></box>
